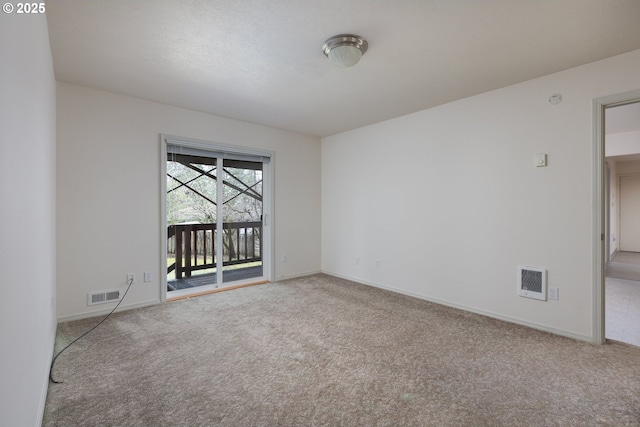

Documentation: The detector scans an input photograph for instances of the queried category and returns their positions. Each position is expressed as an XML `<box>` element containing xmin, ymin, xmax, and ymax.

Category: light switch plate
<box><xmin>535</xmin><ymin>154</ymin><xmax>547</xmax><ymax>167</ymax></box>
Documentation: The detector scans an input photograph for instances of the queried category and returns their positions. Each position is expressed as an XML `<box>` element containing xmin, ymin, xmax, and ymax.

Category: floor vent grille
<box><xmin>88</xmin><ymin>288</ymin><xmax>123</xmax><ymax>306</ymax></box>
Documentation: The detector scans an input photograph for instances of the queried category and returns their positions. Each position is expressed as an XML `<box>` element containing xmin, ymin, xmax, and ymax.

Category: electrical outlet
<box><xmin>144</xmin><ymin>272</ymin><xmax>152</xmax><ymax>283</ymax></box>
<box><xmin>375</xmin><ymin>260</ymin><xmax>381</xmax><ymax>268</ymax></box>
<box><xmin>127</xmin><ymin>273</ymin><xmax>135</xmax><ymax>285</ymax></box>
<box><xmin>355</xmin><ymin>257</ymin><xmax>360</xmax><ymax>265</ymax></box>
<box><xmin>548</xmin><ymin>287</ymin><xmax>559</xmax><ymax>301</ymax></box>
<box><xmin>282</xmin><ymin>254</ymin><xmax>288</xmax><ymax>263</ymax></box>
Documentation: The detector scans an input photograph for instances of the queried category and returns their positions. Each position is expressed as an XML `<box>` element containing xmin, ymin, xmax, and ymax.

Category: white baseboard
<box><xmin>322</xmin><ymin>270</ymin><xmax>594</xmax><ymax>344</ymax></box>
<box><xmin>57</xmin><ymin>299</ymin><xmax>160</xmax><ymax>323</ymax></box>
<box><xmin>59</xmin><ymin>271</ymin><xmax>319</xmax><ymax>323</ymax></box>
<box><xmin>275</xmin><ymin>269</ymin><xmax>322</xmax><ymax>281</ymax></box>
<box><xmin>38</xmin><ymin>374</ymin><xmax>49</xmax><ymax>427</ymax></box>
<box><xmin>39</xmin><ymin>331</ymin><xmax>56</xmax><ymax>426</ymax></box>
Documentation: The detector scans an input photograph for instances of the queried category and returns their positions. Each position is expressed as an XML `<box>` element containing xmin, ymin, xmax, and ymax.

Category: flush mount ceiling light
<box><xmin>322</xmin><ymin>34</ymin><xmax>368</xmax><ymax>68</ymax></box>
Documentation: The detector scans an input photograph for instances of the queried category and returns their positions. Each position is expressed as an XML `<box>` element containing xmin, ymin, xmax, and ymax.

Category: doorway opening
<box><xmin>162</xmin><ymin>136</ymin><xmax>272</xmax><ymax>300</ymax></box>
<box><xmin>602</xmin><ymin>99</ymin><xmax>640</xmax><ymax>346</ymax></box>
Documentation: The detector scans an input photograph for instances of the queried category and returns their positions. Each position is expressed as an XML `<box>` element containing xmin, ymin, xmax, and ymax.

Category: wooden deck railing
<box><xmin>167</xmin><ymin>221</ymin><xmax>262</xmax><ymax>279</ymax></box>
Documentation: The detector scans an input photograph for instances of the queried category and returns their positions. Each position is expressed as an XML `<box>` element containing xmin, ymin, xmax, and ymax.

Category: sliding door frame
<box><xmin>160</xmin><ymin>134</ymin><xmax>274</xmax><ymax>302</ymax></box>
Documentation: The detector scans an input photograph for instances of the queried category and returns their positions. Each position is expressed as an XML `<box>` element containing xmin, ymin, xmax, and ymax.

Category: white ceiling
<box><xmin>45</xmin><ymin>0</ymin><xmax>640</xmax><ymax>138</ymax></box>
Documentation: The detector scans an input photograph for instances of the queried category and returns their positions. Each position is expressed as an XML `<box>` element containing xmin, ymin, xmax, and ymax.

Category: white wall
<box><xmin>0</xmin><ymin>13</ymin><xmax>57</xmax><ymax>427</ymax></box>
<box><xmin>607</xmin><ymin>159</ymin><xmax>619</xmax><ymax>257</ymax></box>
<box><xmin>616</xmin><ymin>160</ymin><xmax>640</xmax><ymax>176</ymax></box>
<box><xmin>616</xmin><ymin>160</ymin><xmax>640</xmax><ymax>252</ymax></box>
<box><xmin>57</xmin><ymin>83</ymin><xmax>321</xmax><ymax>320</ymax></box>
<box><xmin>322</xmin><ymin>49</ymin><xmax>640</xmax><ymax>342</ymax></box>
<box><xmin>604</xmin><ymin>116</ymin><xmax>640</xmax><ymax>254</ymax></box>
<box><xmin>606</xmin><ymin>130</ymin><xmax>640</xmax><ymax>157</ymax></box>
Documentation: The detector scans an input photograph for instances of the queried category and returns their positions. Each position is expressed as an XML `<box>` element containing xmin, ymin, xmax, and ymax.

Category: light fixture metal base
<box><xmin>322</xmin><ymin>34</ymin><xmax>368</xmax><ymax>57</ymax></box>
<box><xmin>322</xmin><ymin>34</ymin><xmax>368</xmax><ymax>67</ymax></box>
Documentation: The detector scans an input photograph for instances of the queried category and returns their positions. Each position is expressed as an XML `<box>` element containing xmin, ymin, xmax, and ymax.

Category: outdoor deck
<box><xmin>167</xmin><ymin>220</ymin><xmax>263</xmax><ymax>292</ymax></box>
<box><xmin>167</xmin><ymin>265</ymin><xmax>263</xmax><ymax>291</ymax></box>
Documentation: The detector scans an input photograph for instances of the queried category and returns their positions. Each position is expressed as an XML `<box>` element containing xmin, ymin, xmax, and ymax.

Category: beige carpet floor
<box><xmin>44</xmin><ymin>274</ymin><xmax>640</xmax><ymax>426</ymax></box>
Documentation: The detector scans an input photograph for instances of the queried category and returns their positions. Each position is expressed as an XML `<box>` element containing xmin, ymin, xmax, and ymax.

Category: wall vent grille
<box><xmin>518</xmin><ymin>266</ymin><xmax>547</xmax><ymax>301</ymax></box>
<box><xmin>88</xmin><ymin>288</ymin><xmax>123</xmax><ymax>306</ymax></box>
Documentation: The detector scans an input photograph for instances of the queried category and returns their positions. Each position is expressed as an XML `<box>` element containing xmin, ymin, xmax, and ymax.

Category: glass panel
<box><xmin>166</xmin><ymin>153</ymin><xmax>218</xmax><ymax>292</ymax></box>
<box><xmin>222</xmin><ymin>159</ymin><xmax>263</xmax><ymax>283</ymax></box>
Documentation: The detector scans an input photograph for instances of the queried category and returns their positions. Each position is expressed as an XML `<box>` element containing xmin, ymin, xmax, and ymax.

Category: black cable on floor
<box><xmin>49</xmin><ymin>277</ymin><xmax>134</xmax><ymax>384</ymax></box>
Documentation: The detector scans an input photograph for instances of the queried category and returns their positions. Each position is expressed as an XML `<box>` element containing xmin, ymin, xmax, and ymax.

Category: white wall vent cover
<box><xmin>88</xmin><ymin>288</ymin><xmax>123</xmax><ymax>306</ymax></box>
<box><xmin>517</xmin><ymin>266</ymin><xmax>547</xmax><ymax>301</ymax></box>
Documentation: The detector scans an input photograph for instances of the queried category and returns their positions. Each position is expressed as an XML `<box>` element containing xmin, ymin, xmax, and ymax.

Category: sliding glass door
<box><xmin>164</xmin><ymin>138</ymin><xmax>270</xmax><ymax>297</ymax></box>
<box><xmin>221</xmin><ymin>160</ymin><xmax>263</xmax><ymax>283</ymax></box>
